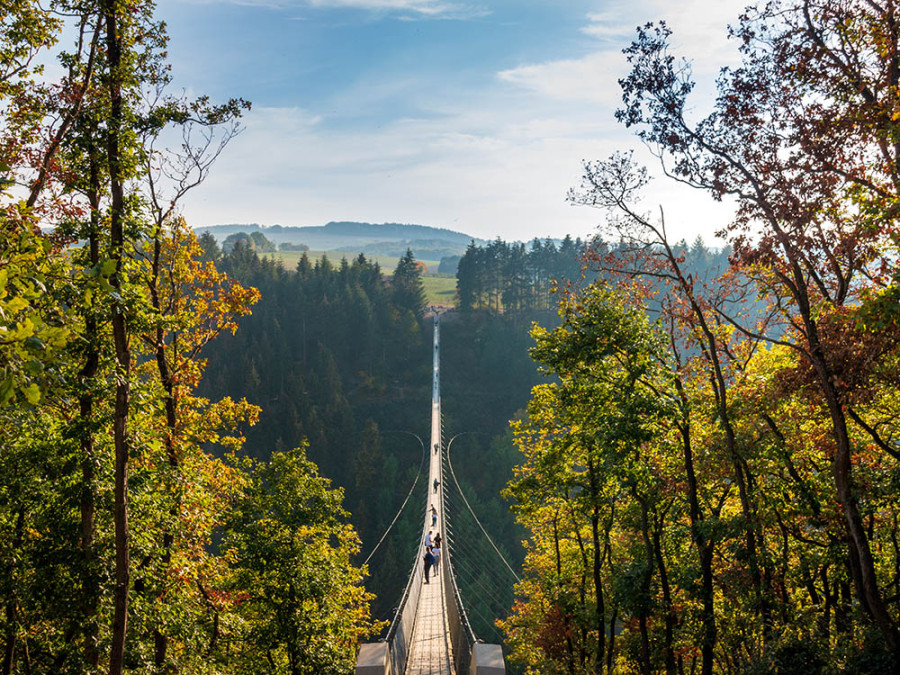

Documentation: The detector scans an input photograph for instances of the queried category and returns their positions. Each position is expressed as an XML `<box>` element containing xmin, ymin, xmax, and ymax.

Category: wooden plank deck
<box><xmin>404</xmin><ymin>556</ymin><xmax>453</xmax><ymax>675</ymax></box>
<box><xmin>404</xmin><ymin>313</ymin><xmax>455</xmax><ymax>675</ymax></box>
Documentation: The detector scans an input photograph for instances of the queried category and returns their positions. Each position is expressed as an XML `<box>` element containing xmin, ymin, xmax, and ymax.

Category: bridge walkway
<box><xmin>405</xmin><ymin>565</ymin><xmax>452</xmax><ymax>674</ymax></box>
<box><xmin>355</xmin><ymin>311</ymin><xmax>505</xmax><ymax>675</ymax></box>
<box><xmin>403</xmin><ymin>309</ymin><xmax>453</xmax><ymax>674</ymax></box>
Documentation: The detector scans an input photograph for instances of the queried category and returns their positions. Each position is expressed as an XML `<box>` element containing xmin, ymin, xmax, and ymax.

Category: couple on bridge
<box><xmin>423</xmin><ymin>530</ymin><xmax>442</xmax><ymax>583</ymax></box>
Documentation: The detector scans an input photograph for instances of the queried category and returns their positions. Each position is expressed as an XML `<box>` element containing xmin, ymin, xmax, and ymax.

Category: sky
<box><xmin>156</xmin><ymin>0</ymin><xmax>749</xmax><ymax>243</ymax></box>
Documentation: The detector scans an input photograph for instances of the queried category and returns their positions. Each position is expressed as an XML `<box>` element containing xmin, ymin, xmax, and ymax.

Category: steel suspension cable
<box><xmin>449</xmin><ymin>556</ymin><xmax>514</xmax><ymax>612</ymax></box>
<box><xmin>361</xmin><ymin>432</ymin><xmax>428</xmax><ymax>566</ymax></box>
<box><xmin>444</xmin><ymin>441</ymin><xmax>521</xmax><ymax>583</ymax></box>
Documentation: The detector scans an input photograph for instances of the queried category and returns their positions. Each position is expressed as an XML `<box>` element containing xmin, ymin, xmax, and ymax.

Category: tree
<box><xmin>0</xmin><ymin>2</ymin><xmax>401</xmax><ymax>672</ymax></box>
<box><xmin>392</xmin><ymin>248</ymin><xmax>426</xmax><ymax>319</ymax></box>
<box><xmin>249</xmin><ymin>230</ymin><xmax>276</xmax><ymax>252</ymax></box>
<box><xmin>223</xmin><ymin>232</ymin><xmax>253</xmax><ymax>253</ymax></box>
<box><xmin>224</xmin><ymin>446</ymin><xmax>384</xmax><ymax>674</ymax></box>
<box><xmin>198</xmin><ymin>231</ymin><xmax>221</xmax><ymax>262</ymax></box>
<box><xmin>503</xmin><ymin>283</ymin><xmax>674</xmax><ymax>673</ymax></box>
<box><xmin>615</xmin><ymin>4</ymin><xmax>900</xmax><ymax>657</ymax></box>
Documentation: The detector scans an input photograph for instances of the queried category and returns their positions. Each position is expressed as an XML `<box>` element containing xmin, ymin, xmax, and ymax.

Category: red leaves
<box><xmin>774</xmin><ymin>305</ymin><xmax>900</xmax><ymax>402</ymax></box>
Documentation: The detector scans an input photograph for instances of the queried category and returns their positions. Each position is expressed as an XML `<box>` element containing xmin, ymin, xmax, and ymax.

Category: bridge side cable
<box><xmin>445</xmin><ymin>438</ymin><xmax>521</xmax><ymax>583</ymax></box>
<box><xmin>361</xmin><ymin>432</ymin><xmax>428</xmax><ymax>566</ymax></box>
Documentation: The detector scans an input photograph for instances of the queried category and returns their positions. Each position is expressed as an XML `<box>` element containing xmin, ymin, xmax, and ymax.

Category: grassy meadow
<box><xmin>261</xmin><ymin>249</ymin><xmax>457</xmax><ymax>307</ymax></box>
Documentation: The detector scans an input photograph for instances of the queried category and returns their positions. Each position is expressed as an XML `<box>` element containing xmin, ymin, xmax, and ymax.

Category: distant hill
<box><xmin>193</xmin><ymin>221</ymin><xmax>484</xmax><ymax>258</ymax></box>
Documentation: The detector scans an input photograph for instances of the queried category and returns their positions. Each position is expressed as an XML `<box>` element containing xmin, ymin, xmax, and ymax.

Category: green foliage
<box><xmin>392</xmin><ymin>248</ymin><xmax>426</xmax><ymax>319</ymax></box>
<box><xmin>0</xmin><ymin>213</ymin><xmax>70</xmax><ymax>406</ymax></box>
<box><xmin>503</xmin><ymin>282</ymin><xmax>673</xmax><ymax>673</ymax></box>
<box><xmin>456</xmin><ymin>236</ymin><xmax>584</xmax><ymax>313</ymax></box>
<box><xmin>249</xmin><ymin>230</ymin><xmax>276</xmax><ymax>253</ymax></box>
<box><xmin>198</xmin><ymin>244</ymin><xmax>545</xmax><ymax>627</ymax></box>
<box><xmin>438</xmin><ymin>254</ymin><xmax>460</xmax><ymax>274</ymax></box>
<box><xmin>277</xmin><ymin>241</ymin><xmax>309</xmax><ymax>252</ymax></box>
<box><xmin>504</xmin><ymin>6</ymin><xmax>900</xmax><ymax>665</ymax></box>
<box><xmin>0</xmin><ymin>2</ymin><xmax>381</xmax><ymax>672</ymax></box>
<box><xmin>224</xmin><ymin>446</ymin><xmax>384</xmax><ymax>674</ymax></box>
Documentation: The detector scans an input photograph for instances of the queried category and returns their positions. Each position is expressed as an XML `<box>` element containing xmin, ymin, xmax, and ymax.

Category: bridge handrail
<box><xmin>384</xmin><ymin>542</ymin><xmax>422</xmax><ymax>642</ymax></box>
<box><xmin>442</xmin><ymin>542</ymin><xmax>477</xmax><ymax>674</ymax></box>
<box><xmin>381</xmin><ymin>509</ymin><xmax>427</xmax><ymax>675</ymax></box>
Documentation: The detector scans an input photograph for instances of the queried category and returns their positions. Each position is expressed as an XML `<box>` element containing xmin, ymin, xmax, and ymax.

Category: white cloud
<box><xmin>306</xmin><ymin>0</ymin><xmax>481</xmax><ymax>16</ymax></box>
<box><xmin>580</xmin><ymin>12</ymin><xmax>635</xmax><ymax>40</ymax></box>
<box><xmin>173</xmin><ymin>0</ymin><xmax>745</xmax><ymax>243</ymax></box>
<box><xmin>497</xmin><ymin>51</ymin><xmax>627</xmax><ymax>106</ymax></box>
<box><xmin>174</xmin><ymin>0</ymin><xmax>487</xmax><ymax>18</ymax></box>
<box><xmin>180</xmin><ymin>84</ymin><xmax>732</xmax><ymax>245</ymax></box>
<box><xmin>501</xmin><ymin>0</ymin><xmax>746</xmax><ymax>102</ymax></box>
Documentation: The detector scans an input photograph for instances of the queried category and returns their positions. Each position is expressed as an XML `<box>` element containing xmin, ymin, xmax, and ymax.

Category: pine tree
<box><xmin>392</xmin><ymin>248</ymin><xmax>426</xmax><ymax>319</ymax></box>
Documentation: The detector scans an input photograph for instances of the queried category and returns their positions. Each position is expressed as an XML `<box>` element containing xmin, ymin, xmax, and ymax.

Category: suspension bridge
<box><xmin>356</xmin><ymin>312</ymin><xmax>510</xmax><ymax>675</ymax></box>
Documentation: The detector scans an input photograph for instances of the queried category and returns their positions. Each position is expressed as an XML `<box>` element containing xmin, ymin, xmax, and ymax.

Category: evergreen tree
<box><xmin>392</xmin><ymin>248</ymin><xmax>426</xmax><ymax>319</ymax></box>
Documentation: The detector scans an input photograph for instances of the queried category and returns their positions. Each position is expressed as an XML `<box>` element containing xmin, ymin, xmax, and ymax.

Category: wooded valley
<box><xmin>4</xmin><ymin>0</ymin><xmax>900</xmax><ymax>673</ymax></box>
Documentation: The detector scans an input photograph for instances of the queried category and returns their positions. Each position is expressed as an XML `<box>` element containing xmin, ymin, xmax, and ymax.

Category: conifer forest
<box><xmin>3</xmin><ymin>0</ymin><xmax>900</xmax><ymax>673</ymax></box>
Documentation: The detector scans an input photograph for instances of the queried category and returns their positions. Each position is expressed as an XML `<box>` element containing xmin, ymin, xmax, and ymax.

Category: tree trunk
<box><xmin>80</xmin><ymin>193</ymin><xmax>101</xmax><ymax>669</ymax></box>
<box><xmin>149</xmin><ymin>233</ymin><xmax>179</xmax><ymax>668</ymax></box>
<box><xmin>652</xmin><ymin>509</ymin><xmax>677</xmax><ymax>674</ymax></box>
<box><xmin>587</xmin><ymin>457</ymin><xmax>605</xmax><ymax>673</ymax></box>
<box><xmin>673</xmin><ymin>377</ymin><xmax>716</xmax><ymax>675</ymax></box>
<box><xmin>803</xmin><ymin>307</ymin><xmax>900</xmax><ymax>653</ymax></box>
<box><xmin>104</xmin><ymin>2</ymin><xmax>131</xmax><ymax>672</ymax></box>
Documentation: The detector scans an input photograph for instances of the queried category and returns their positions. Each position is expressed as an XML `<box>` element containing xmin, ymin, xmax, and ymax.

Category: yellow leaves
<box><xmin>4</xmin><ymin>296</ymin><xmax>29</xmax><ymax>314</ymax></box>
<box><xmin>22</xmin><ymin>381</ymin><xmax>40</xmax><ymax>404</ymax></box>
<box><xmin>144</xmin><ymin>224</ymin><xmax>259</xmax><ymax>367</ymax></box>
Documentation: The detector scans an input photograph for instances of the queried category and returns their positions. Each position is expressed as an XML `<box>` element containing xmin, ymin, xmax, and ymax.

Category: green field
<box><xmin>263</xmin><ymin>249</ymin><xmax>442</xmax><ymax>273</ymax></box>
<box><xmin>261</xmin><ymin>249</ymin><xmax>457</xmax><ymax>307</ymax></box>
<box><xmin>422</xmin><ymin>275</ymin><xmax>457</xmax><ymax>307</ymax></box>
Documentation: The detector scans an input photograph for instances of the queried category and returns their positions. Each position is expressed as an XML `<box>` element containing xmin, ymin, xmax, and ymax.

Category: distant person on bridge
<box><xmin>423</xmin><ymin>548</ymin><xmax>435</xmax><ymax>583</ymax></box>
<box><xmin>433</xmin><ymin>478</ymin><xmax>439</xmax><ymax>493</ymax></box>
<box><xmin>432</xmin><ymin>543</ymin><xmax>441</xmax><ymax>570</ymax></box>
<box><xmin>433</xmin><ymin>532</ymin><xmax>442</xmax><ymax>549</ymax></box>
<box><xmin>425</xmin><ymin>531</ymin><xmax>433</xmax><ymax>549</ymax></box>
<box><xmin>431</xmin><ymin>506</ymin><xmax>438</xmax><ymax>526</ymax></box>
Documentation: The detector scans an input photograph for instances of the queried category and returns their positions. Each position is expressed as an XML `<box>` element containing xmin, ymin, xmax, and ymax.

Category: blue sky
<box><xmin>158</xmin><ymin>0</ymin><xmax>747</xmax><ymax>243</ymax></box>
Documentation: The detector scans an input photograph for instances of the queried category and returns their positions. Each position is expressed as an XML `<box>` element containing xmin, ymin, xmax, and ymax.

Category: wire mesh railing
<box><xmin>382</xmin><ymin>510</ymin><xmax>427</xmax><ymax>675</ymax></box>
<box><xmin>442</xmin><ymin>537</ymin><xmax>477</xmax><ymax>674</ymax></box>
<box><xmin>441</xmin><ymin>436</ymin><xmax>521</xmax><ymax>648</ymax></box>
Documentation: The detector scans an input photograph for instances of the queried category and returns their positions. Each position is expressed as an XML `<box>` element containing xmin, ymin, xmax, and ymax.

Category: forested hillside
<box><xmin>194</xmin><ymin>240</ymin><xmax>554</xmax><ymax>628</ymax></box>
<box><xmin>190</xmin><ymin>232</ymin><xmax>735</xmax><ymax>642</ymax></box>
<box><xmin>455</xmin><ymin>234</ymin><xmax>731</xmax><ymax>314</ymax></box>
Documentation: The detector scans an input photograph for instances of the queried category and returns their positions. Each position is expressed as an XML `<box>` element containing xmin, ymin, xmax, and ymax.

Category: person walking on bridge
<box><xmin>423</xmin><ymin>547</ymin><xmax>435</xmax><ymax>584</ymax></box>
<box><xmin>431</xmin><ymin>543</ymin><xmax>441</xmax><ymax>571</ymax></box>
<box><xmin>431</xmin><ymin>505</ymin><xmax>438</xmax><ymax>526</ymax></box>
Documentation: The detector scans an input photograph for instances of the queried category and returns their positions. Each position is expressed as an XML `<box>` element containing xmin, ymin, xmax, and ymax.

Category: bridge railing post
<box><xmin>471</xmin><ymin>642</ymin><xmax>506</xmax><ymax>675</ymax></box>
<box><xmin>355</xmin><ymin>642</ymin><xmax>389</xmax><ymax>675</ymax></box>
